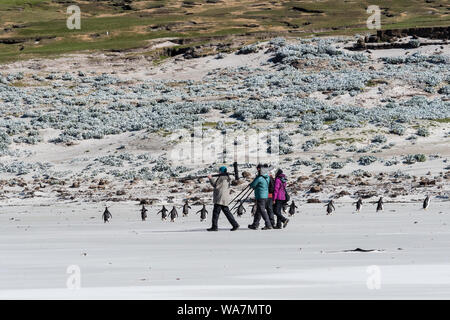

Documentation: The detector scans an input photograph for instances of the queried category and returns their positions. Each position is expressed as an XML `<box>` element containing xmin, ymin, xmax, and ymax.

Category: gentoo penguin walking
<box><xmin>102</xmin><ymin>206</ymin><xmax>112</xmax><ymax>223</ymax></box>
<box><xmin>376</xmin><ymin>197</ymin><xmax>384</xmax><ymax>212</ymax></box>
<box><xmin>354</xmin><ymin>198</ymin><xmax>363</xmax><ymax>213</ymax></box>
<box><xmin>169</xmin><ymin>206</ymin><xmax>178</xmax><ymax>222</ymax></box>
<box><xmin>325</xmin><ymin>200</ymin><xmax>335</xmax><ymax>215</ymax></box>
<box><xmin>157</xmin><ymin>205</ymin><xmax>168</xmax><ymax>221</ymax></box>
<box><xmin>196</xmin><ymin>204</ymin><xmax>208</xmax><ymax>222</ymax></box>
<box><xmin>289</xmin><ymin>201</ymin><xmax>297</xmax><ymax>216</ymax></box>
<box><xmin>423</xmin><ymin>195</ymin><xmax>431</xmax><ymax>210</ymax></box>
<box><xmin>140</xmin><ymin>205</ymin><xmax>148</xmax><ymax>221</ymax></box>
<box><xmin>182</xmin><ymin>201</ymin><xmax>191</xmax><ymax>217</ymax></box>
<box><xmin>236</xmin><ymin>201</ymin><xmax>246</xmax><ymax>217</ymax></box>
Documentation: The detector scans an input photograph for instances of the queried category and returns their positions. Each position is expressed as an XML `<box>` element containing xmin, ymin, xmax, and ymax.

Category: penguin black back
<box><xmin>103</xmin><ymin>206</ymin><xmax>112</xmax><ymax>223</ymax></box>
<box><xmin>183</xmin><ymin>201</ymin><xmax>191</xmax><ymax>217</ymax></box>
<box><xmin>376</xmin><ymin>197</ymin><xmax>384</xmax><ymax>212</ymax></box>
<box><xmin>236</xmin><ymin>201</ymin><xmax>246</xmax><ymax>217</ymax></box>
<box><xmin>423</xmin><ymin>195</ymin><xmax>430</xmax><ymax>210</ymax></box>
<box><xmin>170</xmin><ymin>206</ymin><xmax>178</xmax><ymax>222</ymax></box>
<box><xmin>141</xmin><ymin>205</ymin><xmax>148</xmax><ymax>221</ymax></box>
<box><xmin>157</xmin><ymin>205</ymin><xmax>168</xmax><ymax>220</ymax></box>
<box><xmin>355</xmin><ymin>198</ymin><xmax>363</xmax><ymax>212</ymax></box>
<box><xmin>197</xmin><ymin>204</ymin><xmax>208</xmax><ymax>221</ymax></box>
<box><xmin>325</xmin><ymin>200</ymin><xmax>335</xmax><ymax>215</ymax></box>
<box><xmin>289</xmin><ymin>201</ymin><xmax>297</xmax><ymax>216</ymax></box>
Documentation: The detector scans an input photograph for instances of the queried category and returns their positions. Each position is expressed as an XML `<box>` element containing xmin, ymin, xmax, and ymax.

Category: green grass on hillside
<box><xmin>0</xmin><ymin>0</ymin><xmax>448</xmax><ymax>63</ymax></box>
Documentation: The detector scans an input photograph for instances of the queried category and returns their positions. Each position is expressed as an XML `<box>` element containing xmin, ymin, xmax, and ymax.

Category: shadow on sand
<box><xmin>147</xmin><ymin>228</ymin><xmax>243</xmax><ymax>233</ymax></box>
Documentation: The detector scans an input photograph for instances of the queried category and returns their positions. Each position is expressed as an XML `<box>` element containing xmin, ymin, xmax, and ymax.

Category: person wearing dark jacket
<box><xmin>265</xmin><ymin>169</ymin><xmax>276</xmax><ymax>227</ymax></box>
<box><xmin>248</xmin><ymin>164</ymin><xmax>273</xmax><ymax>230</ymax></box>
<box><xmin>207</xmin><ymin>166</ymin><xmax>239</xmax><ymax>232</ymax></box>
<box><xmin>273</xmin><ymin>169</ymin><xmax>289</xmax><ymax>229</ymax></box>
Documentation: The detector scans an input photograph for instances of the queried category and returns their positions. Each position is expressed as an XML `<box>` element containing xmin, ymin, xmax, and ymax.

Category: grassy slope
<box><xmin>0</xmin><ymin>0</ymin><xmax>449</xmax><ymax>63</ymax></box>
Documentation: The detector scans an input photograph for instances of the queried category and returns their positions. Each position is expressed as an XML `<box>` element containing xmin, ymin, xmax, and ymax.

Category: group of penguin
<box><xmin>101</xmin><ymin>199</ymin><xmax>299</xmax><ymax>223</ymax></box>
<box><xmin>323</xmin><ymin>197</ymin><xmax>378</xmax><ymax>215</ymax></box>
<box><xmin>326</xmin><ymin>195</ymin><xmax>432</xmax><ymax>215</ymax></box>
<box><xmin>102</xmin><ymin>195</ymin><xmax>432</xmax><ymax>223</ymax></box>
<box><xmin>152</xmin><ymin>202</ymin><xmax>209</xmax><ymax>222</ymax></box>
<box><xmin>102</xmin><ymin>201</ymin><xmax>206</xmax><ymax>223</ymax></box>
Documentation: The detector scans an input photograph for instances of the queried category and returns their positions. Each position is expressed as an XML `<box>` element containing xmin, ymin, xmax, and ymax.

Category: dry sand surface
<box><xmin>0</xmin><ymin>202</ymin><xmax>449</xmax><ymax>299</ymax></box>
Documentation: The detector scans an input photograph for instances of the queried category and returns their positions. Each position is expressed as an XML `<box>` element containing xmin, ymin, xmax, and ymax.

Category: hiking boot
<box><xmin>283</xmin><ymin>219</ymin><xmax>290</xmax><ymax>228</ymax></box>
<box><xmin>230</xmin><ymin>225</ymin><xmax>240</xmax><ymax>231</ymax></box>
<box><xmin>248</xmin><ymin>224</ymin><xmax>258</xmax><ymax>230</ymax></box>
<box><xmin>261</xmin><ymin>226</ymin><xmax>273</xmax><ymax>230</ymax></box>
<box><xmin>207</xmin><ymin>227</ymin><xmax>218</xmax><ymax>232</ymax></box>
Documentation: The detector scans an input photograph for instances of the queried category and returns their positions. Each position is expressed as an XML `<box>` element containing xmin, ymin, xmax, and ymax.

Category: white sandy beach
<box><xmin>0</xmin><ymin>201</ymin><xmax>449</xmax><ymax>299</ymax></box>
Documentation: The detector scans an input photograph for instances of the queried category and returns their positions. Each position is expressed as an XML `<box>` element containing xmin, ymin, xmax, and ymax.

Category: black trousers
<box><xmin>251</xmin><ymin>198</ymin><xmax>272</xmax><ymax>228</ymax></box>
<box><xmin>265</xmin><ymin>198</ymin><xmax>275</xmax><ymax>227</ymax></box>
<box><xmin>274</xmin><ymin>200</ymin><xmax>288</xmax><ymax>227</ymax></box>
<box><xmin>212</xmin><ymin>204</ymin><xmax>238</xmax><ymax>229</ymax></box>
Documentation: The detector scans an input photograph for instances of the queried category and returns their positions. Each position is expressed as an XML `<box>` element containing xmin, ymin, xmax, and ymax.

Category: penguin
<box><xmin>325</xmin><ymin>200</ymin><xmax>335</xmax><ymax>215</ymax></box>
<box><xmin>376</xmin><ymin>197</ymin><xmax>384</xmax><ymax>212</ymax></box>
<box><xmin>236</xmin><ymin>201</ymin><xmax>246</xmax><ymax>217</ymax></box>
<box><xmin>169</xmin><ymin>206</ymin><xmax>178</xmax><ymax>222</ymax></box>
<box><xmin>423</xmin><ymin>195</ymin><xmax>431</xmax><ymax>210</ymax></box>
<box><xmin>157</xmin><ymin>205</ymin><xmax>168</xmax><ymax>221</ymax></box>
<box><xmin>140</xmin><ymin>204</ymin><xmax>148</xmax><ymax>221</ymax></box>
<box><xmin>289</xmin><ymin>201</ymin><xmax>297</xmax><ymax>216</ymax></box>
<box><xmin>250</xmin><ymin>203</ymin><xmax>257</xmax><ymax>217</ymax></box>
<box><xmin>354</xmin><ymin>198</ymin><xmax>363</xmax><ymax>213</ymax></box>
<box><xmin>196</xmin><ymin>204</ymin><xmax>208</xmax><ymax>222</ymax></box>
<box><xmin>182</xmin><ymin>201</ymin><xmax>191</xmax><ymax>217</ymax></box>
<box><xmin>102</xmin><ymin>206</ymin><xmax>112</xmax><ymax>223</ymax></box>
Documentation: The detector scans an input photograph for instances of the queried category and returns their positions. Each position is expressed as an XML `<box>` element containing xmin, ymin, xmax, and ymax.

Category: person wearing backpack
<box><xmin>248</xmin><ymin>164</ymin><xmax>273</xmax><ymax>230</ymax></box>
<box><xmin>273</xmin><ymin>169</ymin><xmax>290</xmax><ymax>229</ymax></box>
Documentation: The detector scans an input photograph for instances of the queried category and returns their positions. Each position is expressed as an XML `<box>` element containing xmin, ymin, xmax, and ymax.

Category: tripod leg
<box><xmin>231</xmin><ymin>187</ymin><xmax>254</xmax><ymax>214</ymax></box>
<box><xmin>230</xmin><ymin>187</ymin><xmax>253</xmax><ymax>212</ymax></box>
<box><xmin>228</xmin><ymin>184</ymin><xmax>250</xmax><ymax>207</ymax></box>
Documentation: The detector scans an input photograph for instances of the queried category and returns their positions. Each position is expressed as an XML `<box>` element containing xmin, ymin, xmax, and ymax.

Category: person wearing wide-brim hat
<box><xmin>207</xmin><ymin>166</ymin><xmax>240</xmax><ymax>232</ymax></box>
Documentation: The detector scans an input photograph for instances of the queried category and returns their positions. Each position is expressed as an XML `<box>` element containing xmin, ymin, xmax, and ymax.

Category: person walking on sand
<box><xmin>273</xmin><ymin>169</ymin><xmax>289</xmax><ymax>229</ymax></box>
<box><xmin>207</xmin><ymin>166</ymin><xmax>239</xmax><ymax>232</ymax></box>
<box><xmin>248</xmin><ymin>164</ymin><xmax>273</xmax><ymax>230</ymax></box>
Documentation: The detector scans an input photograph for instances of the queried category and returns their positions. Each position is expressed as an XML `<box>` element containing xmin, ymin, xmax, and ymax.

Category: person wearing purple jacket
<box><xmin>273</xmin><ymin>169</ymin><xmax>289</xmax><ymax>229</ymax></box>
